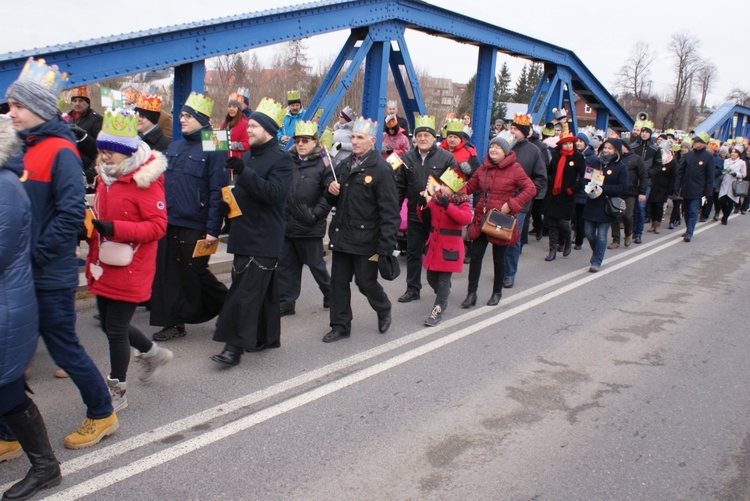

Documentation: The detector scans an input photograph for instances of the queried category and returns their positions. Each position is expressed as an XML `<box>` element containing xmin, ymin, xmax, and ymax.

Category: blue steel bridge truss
<box><xmin>0</xmin><ymin>0</ymin><xmax>633</xmax><ymax>154</ymax></box>
<box><xmin>695</xmin><ymin>103</ymin><xmax>750</xmax><ymax>142</ymax></box>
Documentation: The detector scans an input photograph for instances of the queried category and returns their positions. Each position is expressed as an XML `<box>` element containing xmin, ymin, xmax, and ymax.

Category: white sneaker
<box><xmin>137</xmin><ymin>343</ymin><xmax>173</xmax><ymax>382</ymax></box>
<box><xmin>106</xmin><ymin>377</ymin><xmax>127</xmax><ymax>412</ymax></box>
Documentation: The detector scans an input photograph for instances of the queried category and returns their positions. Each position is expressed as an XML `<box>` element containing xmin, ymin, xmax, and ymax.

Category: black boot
<box><xmin>545</xmin><ymin>249</ymin><xmax>556</xmax><ymax>261</ymax></box>
<box><xmin>3</xmin><ymin>401</ymin><xmax>61</xmax><ymax>501</ymax></box>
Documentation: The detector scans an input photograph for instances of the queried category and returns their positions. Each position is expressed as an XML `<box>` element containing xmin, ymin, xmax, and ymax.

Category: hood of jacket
<box><xmin>17</xmin><ymin>115</ymin><xmax>77</xmax><ymax>151</ymax></box>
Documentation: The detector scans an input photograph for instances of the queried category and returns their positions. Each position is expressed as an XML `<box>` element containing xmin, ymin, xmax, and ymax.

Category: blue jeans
<box><xmin>684</xmin><ymin>198</ymin><xmax>702</xmax><ymax>237</ymax></box>
<box><xmin>633</xmin><ymin>186</ymin><xmax>651</xmax><ymax>237</ymax></box>
<box><xmin>584</xmin><ymin>220</ymin><xmax>610</xmax><ymax>267</ymax></box>
<box><xmin>504</xmin><ymin>211</ymin><xmax>527</xmax><ymax>280</ymax></box>
<box><xmin>37</xmin><ymin>288</ymin><xmax>113</xmax><ymax>419</ymax></box>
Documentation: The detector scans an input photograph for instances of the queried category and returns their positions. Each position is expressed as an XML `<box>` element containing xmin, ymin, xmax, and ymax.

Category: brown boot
<box><xmin>646</xmin><ymin>222</ymin><xmax>655</xmax><ymax>232</ymax></box>
<box><xmin>654</xmin><ymin>221</ymin><xmax>661</xmax><ymax>234</ymax></box>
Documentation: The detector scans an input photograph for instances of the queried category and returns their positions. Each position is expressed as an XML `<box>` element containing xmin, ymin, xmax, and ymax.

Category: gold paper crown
<box><xmin>228</xmin><ymin>92</ymin><xmax>243</xmax><ymax>104</ymax></box>
<box><xmin>101</xmin><ymin>109</ymin><xmax>138</xmax><ymax>139</ymax></box>
<box><xmin>513</xmin><ymin>113</ymin><xmax>532</xmax><ymax>126</ymax></box>
<box><xmin>314</xmin><ymin>108</ymin><xmax>324</xmax><ymax>119</ymax></box>
<box><xmin>642</xmin><ymin>120</ymin><xmax>655</xmax><ymax>130</ymax></box>
<box><xmin>294</xmin><ymin>120</ymin><xmax>319</xmax><ymax>138</ymax></box>
<box><xmin>352</xmin><ymin>117</ymin><xmax>378</xmax><ymax>137</ymax></box>
<box><xmin>286</xmin><ymin>90</ymin><xmax>301</xmax><ymax>102</ymax></box>
<box><xmin>445</xmin><ymin>112</ymin><xmax>457</xmax><ymax>119</ymax></box>
<box><xmin>135</xmin><ymin>93</ymin><xmax>162</xmax><ymax>112</ymax></box>
<box><xmin>439</xmin><ymin>168</ymin><xmax>466</xmax><ymax>193</ymax></box>
<box><xmin>255</xmin><ymin>97</ymin><xmax>285</xmax><ymax>127</ymax></box>
<box><xmin>122</xmin><ymin>88</ymin><xmax>139</xmax><ymax>104</ymax></box>
<box><xmin>70</xmin><ymin>86</ymin><xmax>89</xmax><ymax>99</ymax></box>
<box><xmin>415</xmin><ymin>115</ymin><xmax>436</xmax><ymax>131</ymax></box>
<box><xmin>445</xmin><ymin>118</ymin><xmax>464</xmax><ymax>135</ymax></box>
<box><xmin>185</xmin><ymin>92</ymin><xmax>213</xmax><ymax>117</ymax></box>
<box><xmin>16</xmin><ymin>57</ymin><xmax>69</xmax><ymax>95</ymax></box>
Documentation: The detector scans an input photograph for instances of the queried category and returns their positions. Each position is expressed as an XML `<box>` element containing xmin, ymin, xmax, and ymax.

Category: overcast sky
<box><xmin>3</xmin><ymin>0</ymin><xmax>748</xmax><ymax>109</ymax></box>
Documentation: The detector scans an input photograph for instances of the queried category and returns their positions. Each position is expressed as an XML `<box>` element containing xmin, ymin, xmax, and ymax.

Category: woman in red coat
<box><xmin>461</xmin><ymin>133</ymin><xmax>536</xmax><ymax>307</ymax></box>
<box><xmin>221</xmin><ymin>92</ymin><xmax>250</xmax><ymax>164</ymax></box>
<box><xmin>418</xmin><ymin>174</ymin><xmax>472</xmax><ymax>326</ymax></box>
<box><xmin>87</xmin><ymin>109</ymin><xmax>172</xmax><ymax>412</ymax></box>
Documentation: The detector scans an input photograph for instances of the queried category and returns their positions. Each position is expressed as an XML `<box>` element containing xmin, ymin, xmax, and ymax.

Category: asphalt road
<box><xmin>3</xmin><ymin>214</ymin><xmax>750</xmax><ymax>500</ymax></box>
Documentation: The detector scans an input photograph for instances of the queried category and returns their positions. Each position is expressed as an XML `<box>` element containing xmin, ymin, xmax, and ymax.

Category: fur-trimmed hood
<box><xmin>0</xmin><ymin>116</ymin><xmax>21</xmax><ymax>170</ymax></box>
<box><xmin>133</xmin><ymin>150</ymin><xmax>167</xmax><ymax>188</ymax></box>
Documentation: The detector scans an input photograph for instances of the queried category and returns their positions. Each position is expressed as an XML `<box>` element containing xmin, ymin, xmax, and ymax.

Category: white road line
<box><xmin>40</xmin><ymin>227</ymin><xmax>694</xmax><ymax>500</ymax></box>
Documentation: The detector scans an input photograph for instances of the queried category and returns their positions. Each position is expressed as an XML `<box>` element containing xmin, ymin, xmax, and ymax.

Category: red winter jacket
<box><xmin>86</xmin><ymin>151</ymin><xmax>168</xmax><ymax>303</ymax></box>
<box><xmin>422</xmin><ymin>197</ymin><xmax>473</xmax><ymax>273</ymax></box>
<box><xmin>221</xmin><ymin>116</ymin><xmax>250</xmax><ymax>159</ymax></box>
<box><xmin>462</xmin><ymin>151</ymin><xmax>536</xmax><ymax>246</ymax></box>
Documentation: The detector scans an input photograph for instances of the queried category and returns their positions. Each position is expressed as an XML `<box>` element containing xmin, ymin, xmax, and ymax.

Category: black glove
<box><xmin>226</xmin><ymin>157</ymin><xmax>245</xmax><ymax>176</ymax></box>
<box><xmin>69</xmin><ymin>124</ymin><xmax>88</xmax><ymax>141</ymax></box>
<box><xmin>219</xmin><ymin>201</ymin><xmax>231</xmax><ymax>217</ymax></box>
<box><xmin>92</xmin><ymin>219</ymin><xmax>114</xmax><ymax>237</ymax></box>
<box><xmin>434</xmin><ymin>194</ymin><xmax>450</xmax><ymax>208</ymax></box>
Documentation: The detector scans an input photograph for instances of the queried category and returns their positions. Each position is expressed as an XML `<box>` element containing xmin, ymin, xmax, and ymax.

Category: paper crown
<box><xmin>70</xmin><ymin>86</ymin><xmax>89</xmax><ymax>99</ymax></box>
<box><xmin>415</xmin><ymin>115</ymin><xmax>436</xmax><ymax>131</ymax></box>
<box><xmin>294</xmin><ymin>120</ymin><xmax>319</xmax><ymax>138</ymax></box>
<box><xmin>185</xmin><ymin>92</ymin><xmax>213</xmax><ymax>117</ymax></box>
<box><xmin>445</xmin><ymin>118</ymin><xmax>464</xmax><ymax>136</ymax></box>
<box><xmin>445</xmin><ymin>112</ymin><xmax>457</xmax><ymax>120</ymax></box>
<box><xmin>340</xmin><ymin>106</ymin><xmax>356</xmax><ymax>121</ymax></box>
<box><xmin>16</xmin><ymin>58</ymin><xmax>69</xmax><ymax>95</ymax></box>
<box><xmin>135</xmin><ymin>93</ymin><xmax>162</xmax><ymax>112</ymax></box>
<box><xmin>439</xmin><ymin>168</ymin><xmax>466</xmax><ymax>193</ymax></box>
<box><xmin>635</xmin><ymin>119</ymin><xmax>654</xmax><ymax>130</ymax></box>
<box><xmin>122</xmin><ymin>88</ymin><xmax>139</xmax><ymax>104</ymax></box>
<box><xmin>314</xmin><ymin>108</ymin><xmax>324</xmax><ymax>119</ymax></box>
<box><xmin>665</xmin><ymin>128</ymin><xmax>676</xmax><ymax>136</ymax></box>
<box><xmin>255</xmin><ymin>97</ymin><xmax>285</xmax><ymax>126</ymax></box>
<box><xmin>512</xmin><ymin>113</ymin><xmax>532</xmax><ymax>126</ymax></box>
<box><xmin>286</xmin><ymin>90</ymin><xmax>301</xmax><ymax>103</ymax></box>
<box><xmin>385</xmin><ymin>115</ymin><xmax>398</xmax><ymax>128</ymax></box>
<box><xmin>557</xmin><ymin>122</ymin><xmax>578</xmax><ymax>145</ymax></box>
<box><xmin>552</xmin><ymin>107</ymin><xmax>568</xmax><ymax>120</ymax></box>
<box><xmin>386</xmin><ymin>100</ymin><xmax>397</xmax><ymax>108</ymax></box>
<box><xmin>228</xmin><ymin>92</ymin><xmax>243</xmax><ymax>105</ymax></box>
<box><xmin>236</xmin><ymin>87</ymin><xmax>250</xmax><ymax>99</ymax></box>
<box><xmin>352</xmin><ymin>117</ymin><xmax>378</xmax><ymax>137</ymax></box>
<box><xmin>496</xmin><ymin>130</ymin><xmax>517</xmax><ymax>150</ymax></box>
<box><xmin>101</xmin><ymin>109</ymin><xmax>138</xmax><ymax>139</ymax></box>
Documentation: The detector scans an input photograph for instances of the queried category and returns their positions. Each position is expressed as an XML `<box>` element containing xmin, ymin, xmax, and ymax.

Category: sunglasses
<box><xmin>294</xmin><ymin>138</ymin><xmax>313</xmax><ymax>144</ymax></box>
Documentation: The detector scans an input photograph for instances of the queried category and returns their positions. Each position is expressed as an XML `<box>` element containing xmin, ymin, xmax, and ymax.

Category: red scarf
<box><xmin>552</xmin><ymin>148</ymin><xmax>574</xmax><ymax>195</ymax></box>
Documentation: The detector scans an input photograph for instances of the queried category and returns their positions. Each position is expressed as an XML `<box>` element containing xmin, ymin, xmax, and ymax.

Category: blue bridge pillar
<box><xmin>173</xmin><ymin>61</ymin><xmax>205</xmax><ymax>140</ymax></box>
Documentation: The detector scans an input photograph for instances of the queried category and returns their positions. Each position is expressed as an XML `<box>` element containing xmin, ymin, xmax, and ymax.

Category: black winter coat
<box><xmin>69</xmin><ymin>107</ymin><xmax>103</xmax><ymax>139</ymax></box>
<box><xmin>674</xmin><ymin>147</ymin><xmax>714</xmax><ymax>200</ymax></box>
<box><xmin>397</xmin><ymin>144</ymin><xmax>457</xmax><ymax>221</ymax></box>
<box><xmin>229</xmin><ymin>136</ymin><xmax>294</xmax><ymax>258</ymax></box>
<box><xmin>285</xmin><ymin>145</ymin><xmax>333</xmax><ymax>239</ymax></box>
<box><xmin>511</xmin><ymin>138</ymin><xmax>548</xmax><ymax>207</ymax></box>
<box><xmin>648</xmin><ymin>158</ymin><xmax>676</xmax><ymax>204</ymax></box>
<box><xmin>583</xmin><ymin>159</ymin><xmax>628</xmax><ymax>223</ymax></box>
<box><xmin>542</xmin><ymin>150</ymin><xmax>585</xmax><ymax>220</ymax></box>
<box><xmin>327</xmin><ymin>149</ymin><xmax>399</xmax><ymax>256</ymax></box>
<box><xmin>621</xmin><ymin>151</ymin><xmax>648</xmax><ymax>196</ymax></box>
<box><xmin>140</xmin><ymin>126</ymin><xmax>171</xmax><ymax>152</ymax></box>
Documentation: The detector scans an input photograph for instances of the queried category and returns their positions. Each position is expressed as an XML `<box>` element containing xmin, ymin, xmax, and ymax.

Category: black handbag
<box><xmin>604</xmin><ymin>196</ymin><xmax>626</xmax><ymax>219</ymax></box>
<box><xmin>733</xmin><ymin>179</ymin><xmax>749</xmax><ymax>197</ymax></box>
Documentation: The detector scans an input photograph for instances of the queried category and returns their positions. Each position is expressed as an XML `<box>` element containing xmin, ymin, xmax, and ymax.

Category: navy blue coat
<box><xmin>0</xmin><ymin>130</ymin><xmax>38</xmax><ymax>387</ymax></box>
<box><xmin>674</xmin><ymin>147</ymin><xmax>714</xmax><ymax>200</ymax></box>
<box><xmin>583</xmin><ymin>158</ymin><xmax>628</xmax><ymax>223</ymax></box>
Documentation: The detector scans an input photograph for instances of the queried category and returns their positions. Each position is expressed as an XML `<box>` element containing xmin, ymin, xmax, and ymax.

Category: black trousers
<box><xmin>547</xmin><ymin>217</ymin><xmax>571</xmax><ymax>251</ymax></box>
<box><xmin>277</xmin><ymin>237</ymin><xmax>331</xmax><ymax>309</ymax></box>
<box><xmin>574</xmin><ymin>202</ymin><xmax>585</xmax><ymax>246</ymax></box>
<box><xmin>467</xmin><ymin>234</ymin><xmax>507</xmax><ymax>295</ymax></box>
<box><xmin>405</xmin><ymin>219</ymin><xmax>430</xmax><ymax>293</ymax></box>
<box><xmin>97</xmin><ymin>296</ymin><xmax>153</xmax><ymax>382</ymax></box>
<box><xmin>329</xmin><ymin>251</ymin><xmax>391</xmax><ymax>334</ymax></box>
<box><xmin>426</xmin><ymin>270</ymin><xmax>452</xmax><ymax>308</ymax></box>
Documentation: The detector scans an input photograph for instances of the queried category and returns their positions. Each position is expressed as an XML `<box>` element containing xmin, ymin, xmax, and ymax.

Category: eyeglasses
<box><xmin>99</xmin><ymin>150</ymin><xmax>115</xmax><ymax>158</ymax></box>
<box><xmin>488</xmin><ymin>144</ymin><xmax>504</xmax><ymax>150</ymax></box>
<box><xmin>179</xmin><ymin>112</ymin><xmax>194</xmax><ymax>121</ymax></box>
<box><xmin>294</xmin><ymin>138</ymin><xmax>313</xmax><ymax>144</ymax></box>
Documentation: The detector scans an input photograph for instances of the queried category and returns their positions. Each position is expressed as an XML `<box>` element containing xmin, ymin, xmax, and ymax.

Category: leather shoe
<box><xmin>322</xmin><ymin>330</ymin><xmax>350</xmax><ymax>343</ymax></box>
<box><xmin>502</xmin><ymin>276</ymin><xmax>514</xmax><ymax>288</ymax></box>
<box><xmin>487</xmin><ymin>292</ymin><xmax>502</xmax><ymax>306</ymax></box>
<box><xmin>683</xmin><ymin>234</ymin><xmax>692</xmax><ymax>242</ymax></box>
<box><xmin>397</xmin><ymin>290</ymin><xmax>420</xmax><ymax>303</ymax></box>
<box><xmin>634</xmin><ymin>235</ymin><xmax>642</xmax><ymax>244</ymax></box>
<box><xmin>377</xmin><ymin>310</ymin><xmax>392</xmax><ymax>334</ymax></box>
<box><xmin>245</xmin><ymin>341</ymin><xmax>280</xmax><ymax>353</ymax></box>
<box><xmin>211</xmin><ymin>350</ymin><xmax>241</xmax><ymax>366</ymax></box>
<box><xmin>461</xmin><ymin>292</ymin><xmax>477</xmax><ymax>308</ymax></box>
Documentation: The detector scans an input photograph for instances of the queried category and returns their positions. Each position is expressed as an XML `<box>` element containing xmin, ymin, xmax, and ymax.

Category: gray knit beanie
<box><xmin>489</xmin><ymin>135</ymin><xmax>511</xmax><ymax>156</ymax></box>
<box><xmin>5</xmin><ymin>80</ymin><xmax>58</xmax><ymax>121</ymax></box>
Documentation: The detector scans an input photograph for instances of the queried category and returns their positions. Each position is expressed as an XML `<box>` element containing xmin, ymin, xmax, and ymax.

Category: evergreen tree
<box><xmin>528</xmin><ymin>62</ymin><xmax>544</xmax><ymax>94</ymax></box>
<box><xmin>492</xmin><ymin>62</ymin><xmax>512</xmax><ymax>121</ymax></box>
<box><xmin>512</xmin><ymin>64</ymin><xmax>530</xmax><ymax>103</ymax></box>
<box><xmin>457</xmin><ymin>74</ymin><xmax>476</xmax><ymax>117</ymax></box>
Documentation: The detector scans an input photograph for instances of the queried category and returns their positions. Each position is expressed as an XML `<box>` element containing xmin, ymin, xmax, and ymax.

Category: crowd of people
<box><xmin>1</xmin><ymin>57</ymin><xmax>749</xmax><ymax>500</ymax></box>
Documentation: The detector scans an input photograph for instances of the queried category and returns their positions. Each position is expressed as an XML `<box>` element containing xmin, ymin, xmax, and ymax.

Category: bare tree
<box><xmin>727</xmin><ymin>88</ymin><xmax>750</xmax><ymax>107</ymax></box>
<box><xmin>663</xmin><ymin>31</ymin><xmax>702</xmax><ymax>128</ymax></box>
<box><xmin>615</xmin><ymin>41</ymin><xmax>655</xmax><ymax>101</ymax></box>
<box><xmin>696</xmin><ymin>61</ymin><xmax>717</xmax><ymax>114</ymax></box>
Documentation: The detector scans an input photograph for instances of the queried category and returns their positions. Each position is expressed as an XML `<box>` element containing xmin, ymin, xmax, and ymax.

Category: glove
<box><xmin>701</xmin><ymin>196</ymin><xmax>707</xmax><ymax>206</ymax></box>
<box><xmin>458</xmin><ymin>161</ymin><xmax>473</xmax><ymax>175</ymax></box>
<box><xmin>69</xmin><ymin>124</ymin><xmax>88</xmax><ymax>141</ymax></box>
<box><xmin>92</xmin><ymin>219</ymin><xmax>114</xmax><ymax>237</ymax></box>
<box><xmin>434</xmin><ymin>194</ymin><xmax>450</xmax><ymax>208</ymax></box>
<box><xmin>226</xmin><ymin>157</ymin><xmax>245</xmax><ymax>176</ymax></box>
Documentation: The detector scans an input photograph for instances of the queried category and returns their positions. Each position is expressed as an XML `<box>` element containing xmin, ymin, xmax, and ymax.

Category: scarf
<box><xmin>724</xmin><ymin>157</ymin><xmax>745</xmax><ymax>177</ymax></box>
<box><xmin>98</xmin><ymin>141</ymin><xmax>152</xmax><ymax>186</ymax></box>
<box><xmin>552</xmin><ymin>148</ymin><xmax>574</xmax><ymax>195</ymax></box>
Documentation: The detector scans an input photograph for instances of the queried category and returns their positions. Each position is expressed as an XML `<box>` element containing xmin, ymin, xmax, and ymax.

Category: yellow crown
<box><xmin>184</xmin><ymin>92</ymin><xmax>213</xmax><ymax>117</ymax></box>
<box><xmin>415</xmin><ymin>114</ymin><xmax>436</xmax><ymax>131</ymax></box>
<box><xmin>16</xmin><ymin>57</ymin><xmax>69</xmax><ymax>95</ymax></box>
<box><xmin>101</xmin><ymin>109</ymin><xmax>138</xmax><ymax>139</ymax></box>
<box><xmin>135</xmin><ymin>93</ymin><xmax>162</xmax><ymax>112</ymax></box>
<box><xmin>228</xmin><ymin>92</ymin><xmax>243</xmax><ymax>105</ymax></box>
<box><xmin>352</xmin><ymin>117</ymin><xmax>378</xmax><ymax>137</ymax></box>
<box><xmin>255</xmin><ymin>97</ymin><xmax>285</xmax><ymax>127</ymax></box>
<box><xmin>122</xmin><ymin>88</ymin><xmax>139</xmax><ymax>104</ymax></box>
<box><xmin>314</xmin><ymin>108</ymin><xmax>324</xmax><ymax>119</ymax></box>
<box><xmin>70</xmin><ymin>86</ymin><xmax>89</xmax><ymax>99</ymax></box>
<box><xmin>287</xmin><ymin>90</ymin><xmax>301</xmax><ymax>103</ymax></box>
<box><xmin>445</xmin><ymin>118</ymin><xmax>464</xmax><ymax>136</ymax></box>
<box><xmin>513</xmin><ymin>113</ymin><xmax>532</xmax><ymax>126</ymax></box>
<box><xmin>294</xmin><ymin>120</ymin><xmax>319</xmax><ymax>138</ymax></box>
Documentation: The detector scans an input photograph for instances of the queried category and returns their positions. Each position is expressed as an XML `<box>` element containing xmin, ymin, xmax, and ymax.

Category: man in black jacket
<box><xmin>135</xmin><ymin>94</ymin><xmax>171</xmax><ymax>152</ymax></box>
<box><xmin>396</xmin><ymin>115</ymin><xmax>457</xmax><ymax>302</ymax></box>
<box><xmin>323</xmin><ymin>118</ymin><xmax>400</xmax><ymax>343</ymax></box>
<box><xmin>211</xmin><ymin>98</ymin><xmax>294</xmax><ymax>366</ymax></box>
<box><xmin>631</xmin><ymin>121</ymin><xmax>661</xmax><ymax>243</ymax></box>
<box><xmin>277</xmin><ymin>121</ymin><xmax>333</xmax><ymax>317</ymax></box>
<box><xmin>674</xmin><ymin>132</ymin><xmax>714</xmax><ymax>242</ymax></box>
<box><xmin>67</xmin><ymin>86</ymin><xmax>103</xmax><ymax>139</ymax></box>
<box><xmin>609</xmin><ymin>138</ymin><xmax>647</xmax><ymax>248</ymax></box>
